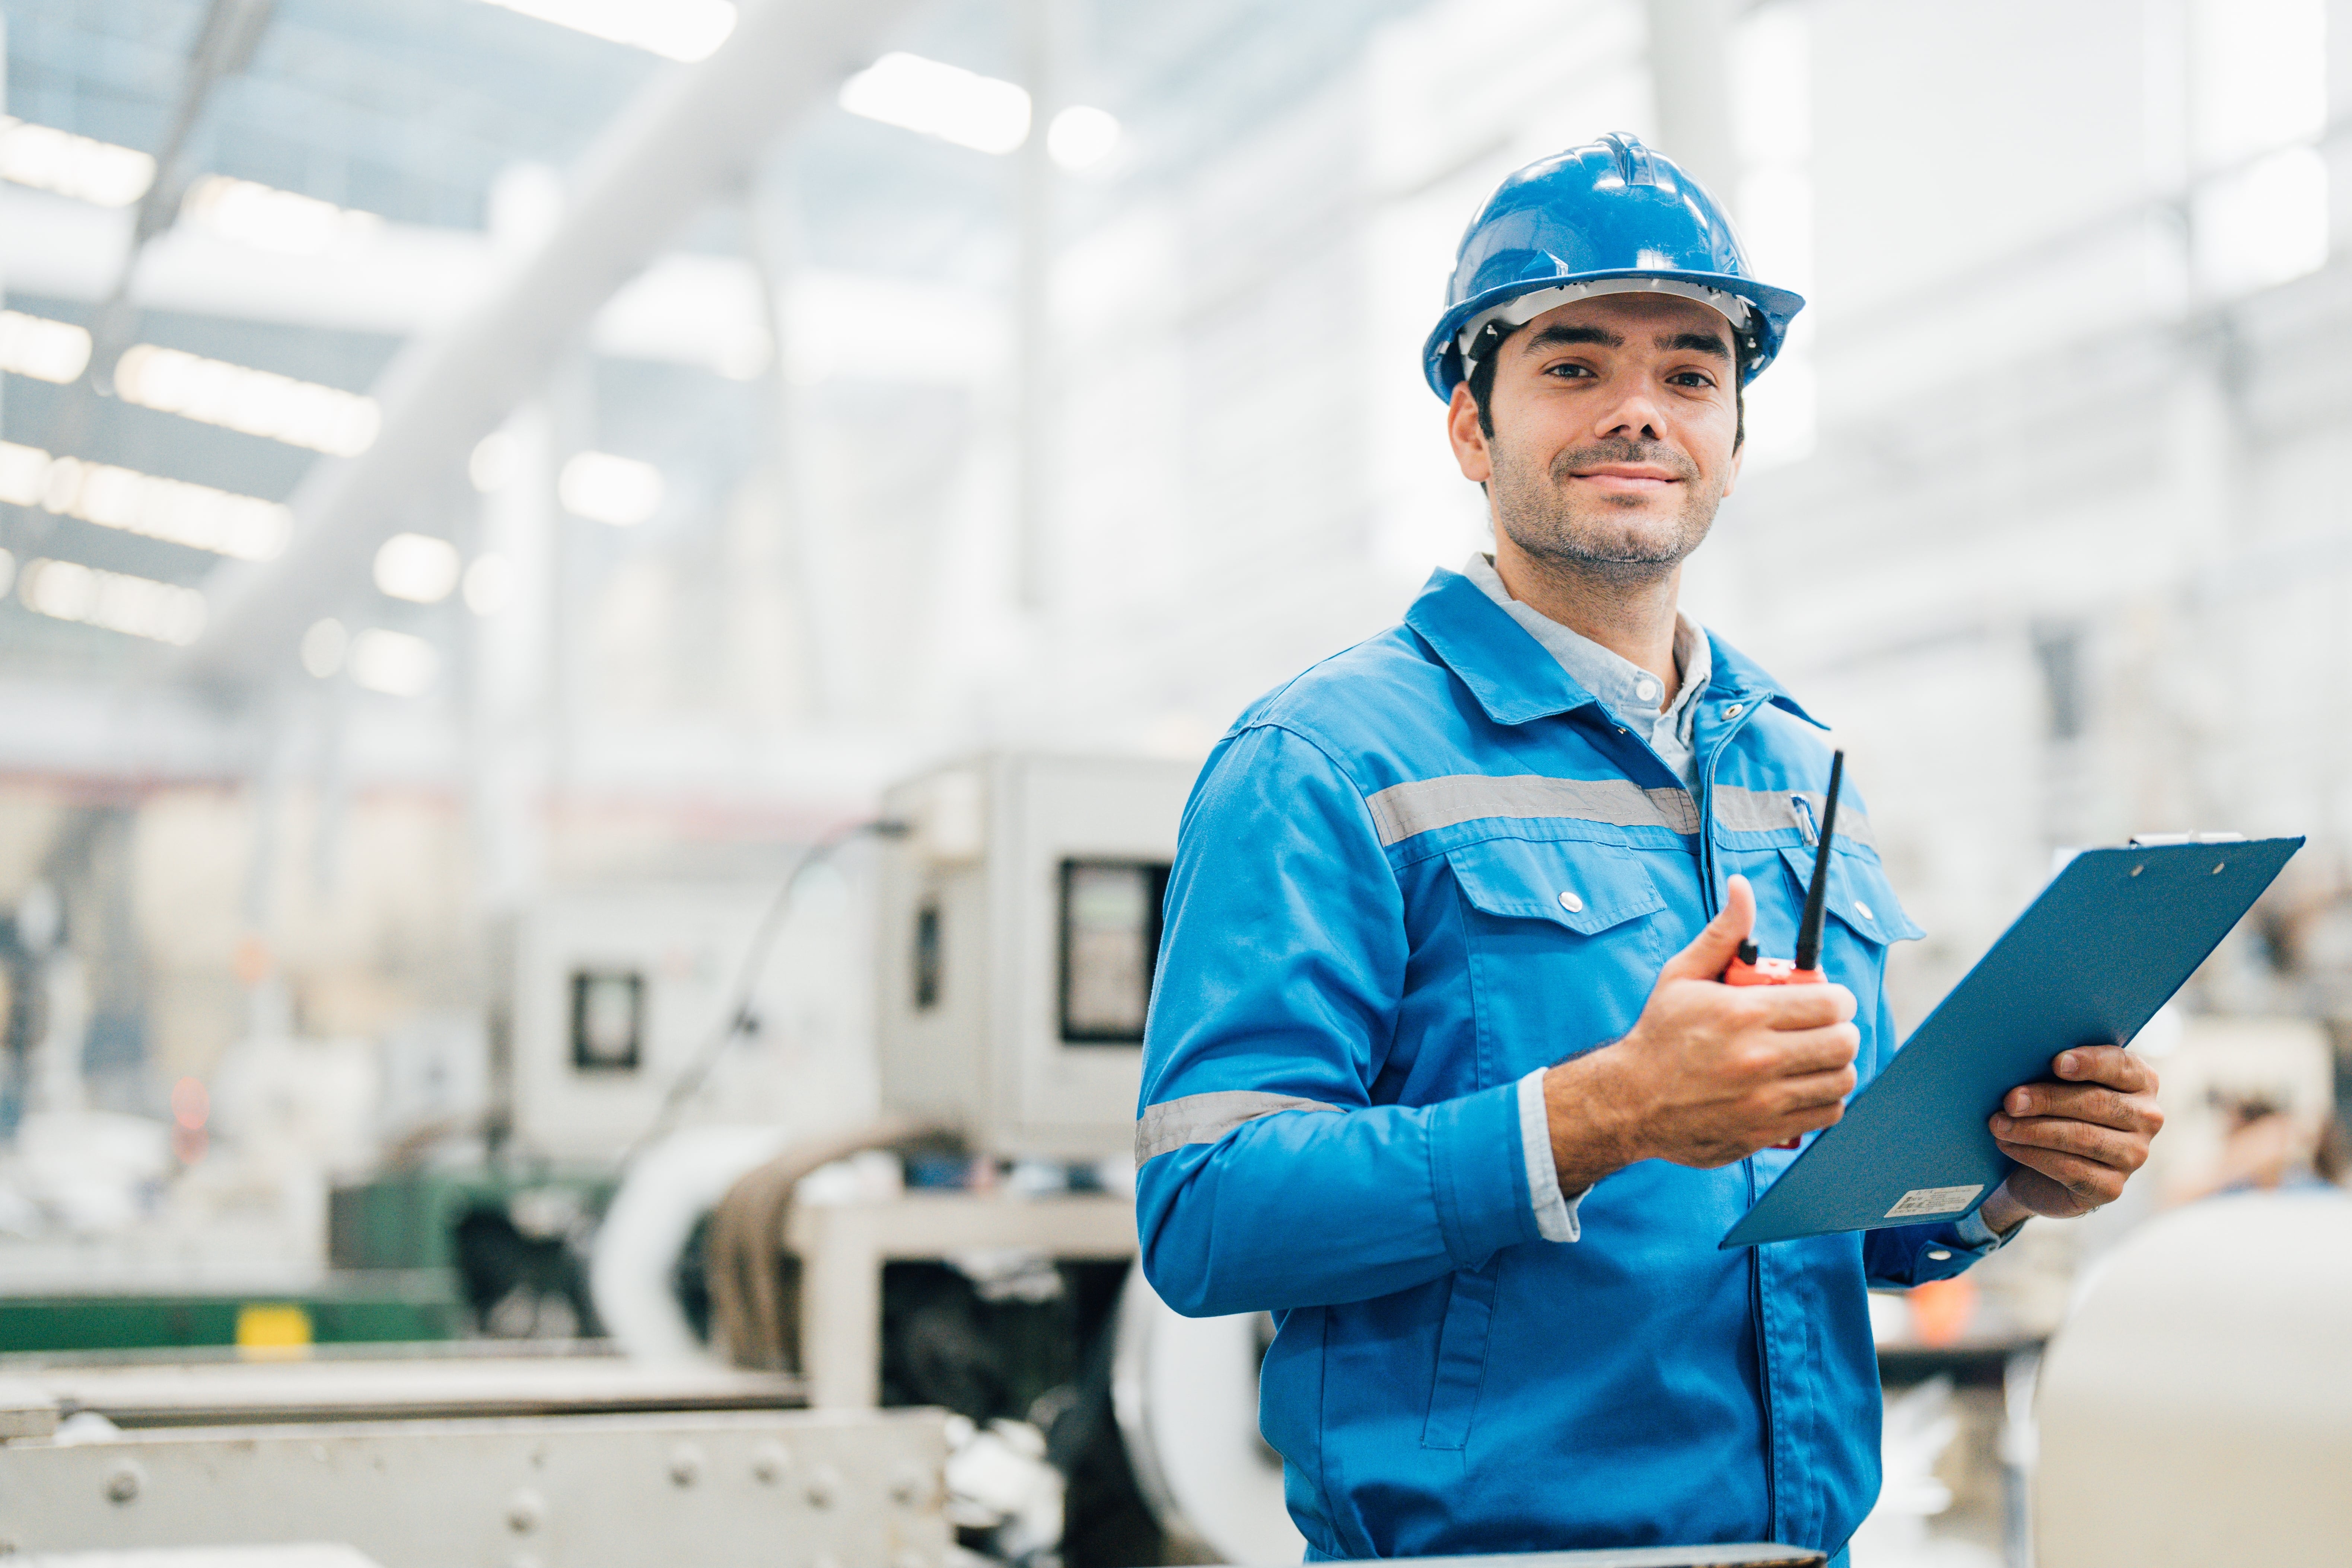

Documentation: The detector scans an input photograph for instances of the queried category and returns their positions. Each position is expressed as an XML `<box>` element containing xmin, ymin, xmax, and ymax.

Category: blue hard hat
<box><xmin>1422</xmin><ymin>132</ymin><xmax>1805</xmax><ymax>400</ymax></box>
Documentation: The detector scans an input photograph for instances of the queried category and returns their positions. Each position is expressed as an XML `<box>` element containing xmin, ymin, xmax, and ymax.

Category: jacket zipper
<box><xmin>1699</xmin><ymin>693</ymin><xmax>1780</xmax><ymax>1537</ymax></box>
<box><xmin>1695</xmin><ymin>692</ymin><xmax>1761</xmax><ymax>912</ymax></box>
<box><xmin>1746</xmin><ymin>1158</ymin><xmax>1779</xmax><ymax>1536</ymax></box>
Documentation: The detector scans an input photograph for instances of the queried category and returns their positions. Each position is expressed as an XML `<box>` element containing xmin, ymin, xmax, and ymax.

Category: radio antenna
<box><xmin>1793</xmin><ymin>750</ymin><xmax>1845</xmax><ymax>974</ymax></box>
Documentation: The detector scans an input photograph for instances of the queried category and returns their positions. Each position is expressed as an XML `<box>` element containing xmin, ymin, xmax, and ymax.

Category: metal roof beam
<box><xmin>178</xmin><ymin>0</ymin><xmax>919</xmax><ymax>687</ymax></box>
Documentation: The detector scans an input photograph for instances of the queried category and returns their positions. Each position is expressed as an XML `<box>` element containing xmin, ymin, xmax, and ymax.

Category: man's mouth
<box><xmin>1566</xmin><ymin>464</ymin><xmax>1683</xmax><ymax>492</ymax></box>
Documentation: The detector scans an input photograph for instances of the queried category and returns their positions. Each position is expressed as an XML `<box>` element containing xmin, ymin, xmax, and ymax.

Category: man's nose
<box><xmin>1590</xmin><ymin>382</ymin><xmax>1671</xmax><ymax>444</ymax></box>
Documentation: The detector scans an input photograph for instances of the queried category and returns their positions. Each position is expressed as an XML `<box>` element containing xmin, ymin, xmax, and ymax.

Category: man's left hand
<box><xmin>1977</xmin><ymin>1046</ymin><xmax>2164</xmax><ymax>1233</ymax></box>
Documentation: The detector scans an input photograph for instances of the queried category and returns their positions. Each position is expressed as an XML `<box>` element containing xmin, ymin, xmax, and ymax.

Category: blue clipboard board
<box><xmin>1720</xmin><ymin>834</ymin><xmax>2303</xmax><ymax>1249</ymax></box>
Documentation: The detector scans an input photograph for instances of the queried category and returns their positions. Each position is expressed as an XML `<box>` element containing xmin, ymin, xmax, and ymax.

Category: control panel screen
<box><xmin>1059</xmin><ymin>858</ymin><xmax>1171</xmax><ymax>1044</ymax></box>
<box><xmin>569</xmin><ymin>969</ymin><xmax>645</xmax><ymax>1072</ymax></box>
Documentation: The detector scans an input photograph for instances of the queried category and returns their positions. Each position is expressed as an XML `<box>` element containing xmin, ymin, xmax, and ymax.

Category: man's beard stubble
<box><xmin>1488</xmin><ymin>435</ymin><xmax>1727</xmax><ymax>589</ymax></box>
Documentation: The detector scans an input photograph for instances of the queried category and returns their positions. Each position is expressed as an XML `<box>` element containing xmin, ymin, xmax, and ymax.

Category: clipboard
<box><xmin>1720</xmin><ymin>834</ymin><xmax>2303</xmax><ymax>1249</ymax></box>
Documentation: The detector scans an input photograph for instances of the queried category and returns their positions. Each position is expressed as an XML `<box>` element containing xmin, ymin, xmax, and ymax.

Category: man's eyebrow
<box><xmin>1520</xmin><ymin>323</ymin><xmax>1623</xmax><ymax>353</ymax></box>
<box><xmin>1658</xmin><ymin>330</ymin><xmax>1732</xmax><ymax>362</ymax></box>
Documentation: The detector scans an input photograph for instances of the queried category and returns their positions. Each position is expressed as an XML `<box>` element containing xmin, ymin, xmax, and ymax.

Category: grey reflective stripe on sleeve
<box><xmin>1134</xmin><ymin>1090</ymin><xmax>1344</xmax><ymax>1163</ymax></box>
<box><xmin>1712</xmin><ymin>786</ymin><xmax>1876</xmax><ymax>848</ymax></box>
<box><xmin>1362</xmin><ymin>774</ymin><xmax>1699</xmax><ymax>846</ymax></box>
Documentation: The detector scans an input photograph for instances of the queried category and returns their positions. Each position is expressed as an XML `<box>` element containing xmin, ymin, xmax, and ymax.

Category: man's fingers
<box><xmin>1747</xmin><ymin>1023</ymin><xmax>1861</xmax><ymax>1078</ymax></box>
<box><xmin>1996</xmin><ymin>1139</ymin><xmax>2129</xmax><ymax>1207</ymax></box>
<box><xmin>1756</xmin><ymin>1074</ymin><xmax>1857</xmax><ymax>1145</ymax></box>
<box><xmin>1998</xmin><ymin>1082</ymin><xmax>2164</xmax><ymax>1135</ymax></box>
<box><xmin>2051</xmin><ymin>1044</ymin><xmax>2157</xmax><ymax>1095</ymax></box>
<box><xmin>1771</xmin><ymin>1064</ymin><xmax>1858</xmax><ymax>1113</ymax></box>
<box><xmin>1742</xmin><ymin>982</ymin><xmax>1857</xmax><ymax>1029</ymax></box>
<box><xmin>1659</xmin><ymin>874</ymin><xmax>1757</xmax><ymax>983</ymax></box>
<box><xmin>1990</xmin><ymin>1114</ymin><xmax>2149</xmax><ymax>1174</ymax></box>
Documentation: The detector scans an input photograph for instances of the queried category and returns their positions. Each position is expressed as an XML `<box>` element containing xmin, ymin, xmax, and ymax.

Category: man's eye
<box><xmin>1668</xmin><ymin>372</ymin><xmax>1716</xmax><ymax>388</ymax></box>
<box><xmin>1545</xmin><ymin>363</ymin><xmax>1594</xmax><ymax>379</ymax></box>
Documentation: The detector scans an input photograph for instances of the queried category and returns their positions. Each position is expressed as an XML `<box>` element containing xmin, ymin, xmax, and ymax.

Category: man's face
<box><xmin>1446</xmin><ymin>292</ymin><xmax>1744</xmax><ymax>584</ymax></box>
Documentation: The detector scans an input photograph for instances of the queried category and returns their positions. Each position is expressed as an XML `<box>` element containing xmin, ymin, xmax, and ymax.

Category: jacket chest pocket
<box><xmin>1445</xmin><ymin>835</ymin><xmax>1672</xmax><ymax>1085</ymax></box>
<box><xmin>1774</xmin><ymin>843</ymin><xmax>1922</xmax><ymax>952</ymax></box>
<box><xmin>1753</xmin><ymin>843</ymin><xmax>1921</xmax><ymax>1173</ymax></box>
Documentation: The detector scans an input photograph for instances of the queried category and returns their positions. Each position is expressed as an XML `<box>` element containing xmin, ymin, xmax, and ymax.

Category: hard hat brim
<box><xmin>1422</xmin><ymin>269</ymin><xmax>1806</xmax><ymax>401</ymax></box>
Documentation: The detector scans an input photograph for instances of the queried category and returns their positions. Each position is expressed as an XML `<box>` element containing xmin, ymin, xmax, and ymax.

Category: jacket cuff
<box><xmin>1952</xmin><ymin>1206</ymin><xmax>2020</xmax><ymax>1251</ymax></box>
<box><xmin>1516</xmin><ymin>1068</ymin><xmax>1585</xmax><ymax>1242</ymax></box>
<box><xmin>1904</xmin><ymin>1213</ymin><xmax>2009</xmax><ymax>1282</ymax></box>
<box><xmin>1429</xmin><ymin>1079</ymin><xmax>1543</xmax><ymax>1266</ymax></box>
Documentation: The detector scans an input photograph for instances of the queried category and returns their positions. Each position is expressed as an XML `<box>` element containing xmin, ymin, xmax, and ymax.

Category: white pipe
<box><xmin>179</xmin><ymin>0</ymin><xmax>922</xmax><ymax>686</ymax></box>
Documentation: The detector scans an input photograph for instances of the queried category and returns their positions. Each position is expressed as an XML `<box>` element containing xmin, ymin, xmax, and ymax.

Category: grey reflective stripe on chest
<box><xmin>1712</xmin><ymin>786</ymin><xmax>1877</xmax><ymax>849</ymax></box>
<box><xmin>1134</xmin><ymin>1090</ymin><xmax>1342</xmax><ymax>1163</ymax></box>
<box><xmin>1363</xmin><ymin>774</ymin><xmax>1699</xmax><ymax>845</ymax></box>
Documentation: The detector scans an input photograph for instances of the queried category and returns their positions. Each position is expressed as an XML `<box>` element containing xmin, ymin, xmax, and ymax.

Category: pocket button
<box><xmin>1855</xmin><ymin>900</ymin><xmax>1875</xmax><ymax>922</ymax></box>
<box><xmin>1557</xmin><ymin>890</ymin><xmax>1584</xmax><ymax>914</ymax></box>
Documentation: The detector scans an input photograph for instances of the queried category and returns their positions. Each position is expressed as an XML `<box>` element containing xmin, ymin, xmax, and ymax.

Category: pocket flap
<box><xmin>1777</xmin><ymin>845</ymin><xmax>1923</xmax><ymax>944</ymax></box>
<box><xmin>1447</xmin><ymin>836</ymin><xmax>1666</xmax><ymax>935</ymax></box>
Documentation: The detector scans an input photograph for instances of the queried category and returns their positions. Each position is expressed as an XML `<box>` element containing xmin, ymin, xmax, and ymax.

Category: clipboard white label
<box><xmin>1884</xmin><ymin>1184</ymin><xmax>1984</xmax><ymax>1219</ymax></box>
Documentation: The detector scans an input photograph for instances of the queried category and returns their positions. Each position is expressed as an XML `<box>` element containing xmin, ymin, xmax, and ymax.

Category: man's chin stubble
<box><xmin>1501</xmin><ymin>506</ymin><xmax>1705</xmax><ymax>587</ymax></box>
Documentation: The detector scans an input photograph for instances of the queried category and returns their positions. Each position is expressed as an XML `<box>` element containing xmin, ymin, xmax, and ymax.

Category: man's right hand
<box><xmin>1543</xmin><ymin>875</ymin><xmax>1862</xmax><ymax>1193</ymax></box>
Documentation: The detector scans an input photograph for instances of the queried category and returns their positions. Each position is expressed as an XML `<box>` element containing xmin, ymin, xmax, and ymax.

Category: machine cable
<box><xmin>619</xmin><ymin>815</ymin><xmax>910</xmax><ymax>1168</ymax></box>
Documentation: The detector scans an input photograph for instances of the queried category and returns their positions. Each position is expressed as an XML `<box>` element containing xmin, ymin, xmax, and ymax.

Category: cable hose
<box><xmin>618</xmin><ymin>815</ymin><xmax>906</xmax><ymax>1169</ymax></box>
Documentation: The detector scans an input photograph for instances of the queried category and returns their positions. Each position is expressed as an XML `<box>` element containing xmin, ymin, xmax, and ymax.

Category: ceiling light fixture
<box><xmin>469</xmin><ymin>432</ymin><xmax>521</xmax><ymax>493</ymax></box>
<box><xmin>114</xmin><ymin>344</ymin><xmax>381</xmax><ymax>457</ymax></box>
<box><xmin>0</xmin><ymin>310</ymin><xmax>94</xmax><ymax>384</ymax></box>
<box><xmin>181</xmin><ymin>174</ymin><xmax>383</xmax><ymax>257</ymax></box>
<box><xmin>0</xmin><ymin>441</ymin><xmax>291</xmax><ymax>561</ymax></box>
<box><xmin>1047</xmin><ymin>105</ymin><xmax>1121</xmax><ymax>171</ymax></box>
<box><xmin>839</xmin><ymin>53</ymin><xmax>1033</xmax><ymax>155</ymax></box>
<box><xmin>348</xmin><ymin>628</ymin><xmax>439</xmax><ymax>697</ymax></box>
<box><xmin>476</xmin><ymin>0</ymin><xmax>738</xmax><ymax>64</ymax></box>
<box><xmin>0</xmin><ymin>116</ymin><xmax>155</xmax><ymax>207</ymax></box>
<box><xmin>372</xmin><ymin>532</ymin><xmax>464</xmax><ymax>604</ymax></box>
<box><xmin>300</xmin><ymin>618</ymin><xmax>348</xmax><ymax>678</ymax></box>
<box><xmin>17</xmin><ymin>557</ymin><xmax>207</xmax><ymax>645</ymax></box>
<box><xmin>558</xmin><ymin>451</ymin><xmax>664</xmax><ymax>527</ymax></box>
<box><xmin>463</xmin><ymin>553</ymin><xmax>517</xmax><ymax>616</ymax></box>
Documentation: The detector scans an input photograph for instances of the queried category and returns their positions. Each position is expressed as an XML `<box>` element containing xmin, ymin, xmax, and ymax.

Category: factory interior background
<box><xmin>0</xmin><ymin>0</ymin><xmax>2346</xmax><ymax>1565</ymax></box>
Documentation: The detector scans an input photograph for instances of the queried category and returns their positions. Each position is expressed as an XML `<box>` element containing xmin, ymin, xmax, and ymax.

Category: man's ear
<box><xmin>1721</xmin><ymin>426</ymin><xmax>1745</xmax><ymax>503</ymax></box>
<box><xmin>1446</xmin><ymin>383</ymin><xmax>1492</xmax><ymax>483</ymax></box>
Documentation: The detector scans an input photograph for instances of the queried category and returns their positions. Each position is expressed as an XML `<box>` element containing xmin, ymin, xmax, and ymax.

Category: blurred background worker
<box><xmin>1133</xmin><ymin>136</ymin><xmax>2164</xmax><ymax>1564</ymax></box>
<box><xmin>2171</xmin><ymin>1089</ymin><xmax>2347</xmax><ymax>1199</ymax></box>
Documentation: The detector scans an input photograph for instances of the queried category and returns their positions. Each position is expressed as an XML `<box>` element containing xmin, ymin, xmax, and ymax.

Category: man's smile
<box><xmin>1565</xmin><ymin>462</ymin><xmax>1683</xmax><ymax>494</ymax></box>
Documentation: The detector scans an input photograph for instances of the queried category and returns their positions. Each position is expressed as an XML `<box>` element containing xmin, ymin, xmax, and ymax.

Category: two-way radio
<box><xmin>1721</xmin><ymin>748</ymin><xmax>1846</xmax><ymax>1149</ymax></box>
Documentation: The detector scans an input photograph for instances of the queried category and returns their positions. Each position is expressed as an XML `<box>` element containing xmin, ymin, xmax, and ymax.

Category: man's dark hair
<box><xmin>1464</xmin><ymin>321</ymin><xmax>1747</xmax><ymax>449</ymax></box>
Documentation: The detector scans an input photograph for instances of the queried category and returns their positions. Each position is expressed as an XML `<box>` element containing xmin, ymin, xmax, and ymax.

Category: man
<box><xmin>1133</xmin><ymin>134</ymin><xmax>2161</xmax><ymax>1563</ymax></box>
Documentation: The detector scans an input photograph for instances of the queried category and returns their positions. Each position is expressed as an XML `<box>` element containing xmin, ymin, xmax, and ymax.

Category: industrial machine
<box><xmin>2034</xmin><ymin>1189</ymin><xmax>2352</xmax><ymax>1566</ymax></box>
<box><xmin>0</xmin><ymin>1371</ymin><xmax>949</xmax><ymax>1568</ymax></box>
<box><xmin>326</xmin><ymin>881</ymin><xmax>831</xmax><ymax>1340</ymax></box>
<box><xmin>506</xmin><ymin>884</ymin><xmax>801</xmax><ymax>1162</ymax></box>
<box><xmin>875</xmin><ymin>753</ymin><xmax>1195</xmax><ymax>1161</ymax></box>
<box><xmin>1</xmin><ymin>751</ymin><xmax>1266</xmax><ymax>1566</ymax></box>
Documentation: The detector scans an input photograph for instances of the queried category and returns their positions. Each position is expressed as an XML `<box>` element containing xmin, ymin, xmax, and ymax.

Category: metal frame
<box><xmin>0</xmin><ymin>1406</ymin><xmax>947</xmax><ymax>1567</ymax></box>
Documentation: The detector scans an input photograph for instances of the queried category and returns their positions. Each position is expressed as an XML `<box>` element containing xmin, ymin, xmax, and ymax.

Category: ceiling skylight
<box><xmin>476</xmin><ymin>0</ymin><xmax>738</xmax><ymax>64</ymax></box>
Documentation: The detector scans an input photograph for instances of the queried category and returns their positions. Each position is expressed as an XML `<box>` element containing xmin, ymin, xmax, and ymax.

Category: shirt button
<box><xmin>1557</xmin><ymin>890</ymin><xmax>1584</xmax><ymax>914</ymax></box>
<box><xmin>1634</xmin><ymin>678</ymin><xmax>1659</xmax><ymax>703</ymax></box>
<box><xmin>1724</xmin><ymin>703</ymin><xmax>1743</xmax><ymax>718</ymax></box>
<box><xmin>1855</xmin><ymin>901</ymin><xmax>1875</xmax><ymax>922</ymax></box>
<box><xmin>1927</xmin><ymin>1249</ymin><xmax>1952</xmax><ymax>1262</ymax></box>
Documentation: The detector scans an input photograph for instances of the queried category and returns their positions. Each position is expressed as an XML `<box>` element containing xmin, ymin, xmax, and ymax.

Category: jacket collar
<box><xmin>1701</xmin><ymin>627</ymin><xmax>1827</xmax><ymax>728</ymax></box>
<box><xmin>1403</xmin><ymin>566</ymin><xmax>1826</xmax><ymax>730</ymax></box>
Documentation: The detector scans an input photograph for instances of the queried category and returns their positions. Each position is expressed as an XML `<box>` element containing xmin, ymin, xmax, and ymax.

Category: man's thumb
<box><xmin>1660</xmin><ymin>874</ymin><xmax>1757</xmax><ymax>983</ymax></box>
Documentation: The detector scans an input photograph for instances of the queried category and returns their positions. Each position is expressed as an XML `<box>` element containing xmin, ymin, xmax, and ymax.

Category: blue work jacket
<box><xmin>1134</xmin><ymin>567</ymin><xmax>1996</xmax><ymax>1560</ymax></box>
